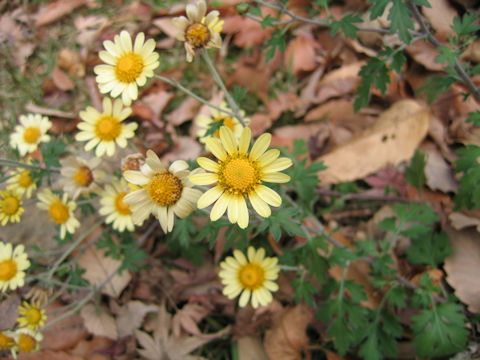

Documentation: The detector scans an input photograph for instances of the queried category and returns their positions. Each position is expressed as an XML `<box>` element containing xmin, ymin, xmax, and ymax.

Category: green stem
<box><xmin>0</xmin><ymin>158</ymin><xmax>60</xmax><ymax>172</ymax></box>
<box><xmin>200</xmin><ymin>49</ymin><xmax>247</xmax><ymax>127</ymax></box>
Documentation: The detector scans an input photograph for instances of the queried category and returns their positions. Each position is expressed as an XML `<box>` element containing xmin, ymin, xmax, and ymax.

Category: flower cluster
<box><xmin>0</xmin><ymin>242</ymin><xmax>46</xmax><ymax>358</ymax></box>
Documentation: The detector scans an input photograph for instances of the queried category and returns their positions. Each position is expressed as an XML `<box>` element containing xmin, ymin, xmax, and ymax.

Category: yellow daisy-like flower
<box><xmin>11</xmin><ymin>328</ymin><xmax>43</xmax><ymax>356</ymax></box>
<box><xmin>37</xmin><ymin>189</ymin><xmax>80</xmax><ymax>239</ymax></box>
<box><xmin>172</xmin><ymin>0</ymin><xmax>224</xmax><ymax>62</ymax></box>
<box><xmin>190</xmin><ymin>126</ymin><xmax>292</xmax><ymax>229</ymax></box>
<box><xmin>0</xmin><ymin>331</ymin><xmax>15</xmax><ymax>351</ymax></box>
<box><xmin>17</xmin><ymin>301</ymin><xmax>47</xmax><ymax>331</ymax></box>
<box><xmin>58</xmin><ymin>155</ymin><xmax>105</xmax><ymax>199</ymax></box>
<box><xmin>0</xmin><ymin>190</ymin><xmax>24</xmax><ymax>226</ymax></box>
<box><xmin>76</xmin><ymin>97</ymin><xmax>138</xmax><ymax>157</ymax></box>
<box><xmin>123</xmin><ymin>150</ymin><xmax>203</xmax><ymax>233</ymax></box>
<box><xmin>9</xmin><ymin>113</ymin><xmax>52</xmax><ymax>156</ymax></box>
<box><xmin>99</xmin><ymin>178</ymin><xmax>135</xmax><ymax>232</ymax></box>
<box><xmin>6</xmin><ymin>166</ymin><xmax>37</xmax><ymax>199</ymax></box>
<box><xmin>196</xmin><ymin>101</ymin><xmax>250</xmax><ymax>143</ymax></box>
<box><xmin>94</xmin><ymin>31</ymin><xmax>160</xmax><ymax>106</ymax></box>
<box><xmin>0</xmin><ymin>242</ymin><xmax>30</xmax><ymax>292</ymax></box>
<box><xmin>219</xmin><ymin>246</ymin><xmax>279</xmax><ymax>308</ymax></box>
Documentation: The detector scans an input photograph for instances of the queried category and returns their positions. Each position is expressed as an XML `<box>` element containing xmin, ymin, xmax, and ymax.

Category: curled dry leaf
<box><xmin>444</xmin><ymin>227</ymin><xmax>480</xmax><ymax>313</ymax></box>
<box><xmin>80</xmin><ymin>304</ymin><xmax>118</xmax><ymax>340</ymax></box>
<box><xmin>422</xmin><ymin>0</ymin><xmax>457</xmax><ymax>41</ymax></box>
<box><xmin>315</xmin><ymin>61</ymin><xmax>364</xmax><ymax>104</ymax></box>
<box><xmin>0</xmin><ymin>293</ymin><xmax>20</xmax><ymax>331</ymax></box>
<box><xmin>52</xmin><ymin>67</ymin><xmax>75</xmax><ymax>91</ymax></box>
<box><xmin>78</xmin><ymin>245</ymin><xmax>131</xmax><ymax>298</ymax></box>
<box><xmin>35</xmin><ymin>0</ymin><xmax>88</xmax><ymax>27</ymax></box>
<box><xmin>172</xmin><ymin>303</ymin><xmax>209</xmax><ymax>338</ymax></box>
<box><xmin>237</xmin><ymin>336</ymin><xmax>269</xmax><ymax>360</ymax></box>
<box><xmin>406</xmin><ymin>40</ymin><xmax>444</xmax><ymax>72</ymax></box>
<box><xmin>284</xmin><ymin>32</ymin><xmax>322</xmax><ymax>76</ymax></box>
<box><xmin>264</xmin><ymin>304</ymin><xmax>313</xmax><ymax>360</ymax></box>
<box><xmin>423</xmin><ymin>144</ymin><xmax>458</xmax><ymax>193</ymax></box>
<box><xmin>449</xmin><ymin>212</ymin><xmax>480</xmax><ymax>232</ymax></box>
<box><xmin>318</xmin><ymin>100</ymin><xmax>430</xmax><ymax>184</ymax></box>
<box><xmin>165</xmin><ymin>97</ymin><xmax>201</xmax><ymax>126</ymax></box>
<box><xmin>116</xmin><ymin>301</ymin><xmax>159</xmax><ymax>338</ymax></box>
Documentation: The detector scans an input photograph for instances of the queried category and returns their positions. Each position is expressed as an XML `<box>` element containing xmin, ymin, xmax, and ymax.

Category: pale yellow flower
<box><xmin>76</xmin><ymin>97</ymin><xmax>138</xmax><ymax>157</ymax></box>
<box><xmin>9</xmin><ymin>114</ymin><xmax>51</xmax><ymax>156</ymax></box>
<box><xmin>172</xmin><ymin>0</ymin><xmax>223</xmax><ymax>62</ymax></box>
<box><xmin>11</xmin><ymin>328</ymin><xmax>43</xmax><ymax>357</ymax></box>
<box><xmin>94</xmin><ymin>31</ymin><xmax>160</xmax><ymax>106</ymax></box>
<box><xmin>6</xmin><ymin>165</ymin><xmax>37</xmax><ymax>199</ymax></box>
<box><xmin>196</xmin><ymin>101</ymin><xmax>249</xmax><ymax>143</ymax></box>
<box><xmin>58</xmin><ymin>155</ymin><xmax>105</xmax><ymax>199</ymax></box>
<box><xmin>99</xmin><ymin>178</ymin><xmax>135</xmax><ymax>232</ymax></box>
<box><xmin>219</xmin><ymin>247</ymin><xmax>279</xmax><ymax>308</ymax></box>
<box><xmin>17</xmin><ymin>301</ymin><xmax>47</xmax><ymax>331</ymax></box>
<box><xmin>0</xmin><ymin>242</ymin><xmax>30</xmax><ymax>292</ymax></box>
<box><xmin>0</xmin><ymin>331</ymin><xmax>15</xmax><ymax>351</ymax></box>
<box><xmin>123</xmin><ymin>150</ymin><xmax>203</xmax><ymax>233</ymax></box>
<box><xmin>0</xmin><ymin>190</ymin><xmax>24</xmax><ymax>226</ymax></box>
<box><xmin>37</xmin><ymin>189</ymin><xmax>80</xmax><ymax>239</ymax></box>
<box><xmin>190</xmin><ymin>126</ymin><xmax>292</xmax><ymax>229</ymax></box>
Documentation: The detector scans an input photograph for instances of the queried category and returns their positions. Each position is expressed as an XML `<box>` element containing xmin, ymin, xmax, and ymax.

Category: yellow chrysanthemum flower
<box><xmin>190</xmin><ymin>126</ymin><xmax>292</xmax><ymax>229</ymax></box>
<box><xmin>219</xmin><ymin>247</ymin><xmax>279</xmax><ymax>308</ymax></box>
<box><xmin>172</xmin><ymin>0</ymin><xmax>224</xmax><ymax>62</ymax></box>
<box><xmin>0</xmin><ymin>242</ymin><xmax>30</xmax><ymax>292</ymax></box>
<box><xmin>123</xmin><ymin>150</ymin><xmax>203</xmax><ymax>233</ymax></box>
<box><xmin>76</xmin><ymin>97</ymin><xmax>138</xmax><ymax>157</ymax></box>
<box><xmin>9</xmin><ymin>114</ymin><xmax>52</xmax><ymax>156</ymax></box>
<box><xmin>36</xmin><ymin>189</ymin><xmax>80</xmax><ymax>239</ymax></box>
<box><xmin>99</xmin><ymin>178</ymin><xmax>135</xmax><ymax>232</ymax></box>
<box><xmin>0</xmin><ymin>331</ymin><xmax>15</xmax><ymax>351</ymax></box>
<box><xmin>58</xmin><ymin>155</ymin><xmax>105</xmax><ymax>200</ymax></box>
<box><xmin>196</xmin><ymin>101</ymin><xmax>249</xmax><ymax>143</ymax></box>
<box><xmin>17</xmin><ymin>301</ymin><xmax>47</xmax><ymax>331</ymax></box>
<box><xmin>11</xmin><ymin>328</ymin><xmax>43</xmax><ymax>357</ymax></box>
<box><xmin>94</xmin><ymin>31</ymin><xmax>160</xmax><ymax>106</ymax></box>
<box><xmin>6</xmin><ymin>166</ymin><xmax>37</xmax><ymax>199</ymax></box>
<box><xmin>0</xmin><ymin>190</ymin><xmax>24</xmax><ymax>226</ymax></box>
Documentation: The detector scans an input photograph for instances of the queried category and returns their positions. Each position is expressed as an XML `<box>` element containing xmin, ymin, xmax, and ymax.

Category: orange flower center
<box><xmin>25</xmin><ymin>307</ymin><xmax>43</xmax><ymax>325</ymax></box>
<box><xmin>48</xmin><ymin>200</ymin><xmax>69</xmax><ymax>224</ymax></box>
<box><xmin>0</xmin><ymin>259</ymin><xmax>17</xmax><ymax>281</ymax></box>
<box><xmin>23</xmin><ymin>126</ymin><xmax>41</xmax><ymax>144</ymax></box>
<box><xmin>0</xmin><ymin>332</ymin><xmax>14</xmax><ymax>350</ymax></box>
<box><xmin>74</xmin><ymin>166</ymin><xmax>93</xmax><ymax>187</ymax></box>
<box><xmin>115</xmin><ymin>52</ymin><xmax>144</xmax><ymax>83</ymax></box>
<box><xmin>186</xmin><ymin>23</ymin><xmax>211</xmax><ymax>48</ymax></box>
<box><xmin>147</xmin><ymin>173</ymin><xmax>183</xmax><ymax>207</ymax></box>
<box><xmin>17</xmin><ymin>334</ymin><xmax>36</xmax><ymax>353</ymax></box>
<box><xmin>238</xmin><ymin>263</ymin><xmax>265</xmax><ymax>290</ymax></box>
<box><xmin>2</xmin><ymin>196</ymin><xmax>20</xmax><ymax>215</ymax></box>
<box><xmin>114</xmin><ymin>192</ymin><xmax>132</xmax><ymax>215</ymax></box>
<box><xmin>95</xmin><ymin>115</ymin><xmax>121</xmax><ymax>141</ymax></box>
<box><xmin>213</xmin><ymin>116</ymin><xmax>235</xmax><ymax>138</ymax></box>
<box><xmin>18</xmin><ymin>171</ymin><xmax>33</xmax><ymax>188</ymax></box>
<box><xmin>219</xmin><ymin>156</ymin><xmax>260</xmax><ymax>195</ymax></box>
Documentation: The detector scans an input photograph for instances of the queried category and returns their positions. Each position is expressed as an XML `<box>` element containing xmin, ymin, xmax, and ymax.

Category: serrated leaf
<box><xmin>330</xmin><ymin>14</ymin><xmax>362</xmax><ymax>39</ymax></box>
<box><xmin>417</xmin><ymin>74</ymin><xmax>457</xmax><ymax>103</ymax></box>
<box><xmin>354</xmin><ymin>58</ymin><xmax>390</xmax><ymax>111</ymax></box>
<box><xmin>407</xmin><ymin>231</ymin><xmax>452</xmax><ymax>267</ymax></box>
<box><xmin>466</xmin><ymin>111</ymin><xmax>480</xmax><ymax>126</ymax></box>
<box><xmin>452</xmin><ymin>12</ymin><xmax>480</xmax><ymax>37</ymax></box>
<box><xmin>405</xmin><ymin>149</ymin><xmax>427</xmax><ymax>191</ymax></box>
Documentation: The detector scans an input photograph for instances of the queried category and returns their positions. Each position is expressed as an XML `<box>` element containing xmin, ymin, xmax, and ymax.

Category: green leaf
<box><xmin>412</xmin><ymin>302</ymin><xmax>468</xmax><ymax>357</ymax></box>
<box><xmin>454</xmin><ymin>145</ymin><xmax>480</xmax><ymax>209</ymax></box>
<box><xmin>405</xmin><ymin>149</ymin><xmax>427</xmax><ymax>191</ymax></box>
<box><xmin>264</xmin><ymin>29</ymin><xmax>286</xmax><ymax>62</ymax></box>
<box><xmin>417</xmin><ymin>74</ymin><xmax>457</xmax><ymax>103</ymax></box>
<box><xmin>169</xmin><ymin>215</ymin><xmax>196</xmax><ymax>249</ymax></box>
<box><xmin>260</xmin><ymin>14</ymin><xmax>275</xmax><ymax>29</ymax></box>
<box><xmin>204</xmin><ymin>119</ymin><xmax>225</xmax><ymax>138</ymax></box>
<box><xmin>389</xmin><ymin>0</ymin><xmax>414</xmax><ymax>43</ymax></box>
<box><xmin>436</xmin><ymin>45</ymin><xmax>458</xmax><ymax>67</ymax></box>
<box><xmin>40</xmin><ymin>138</ymin><xmax>67</xmax><ymax>168</ymax></box>
<box><xmin>292</xmin><ymin>277</ymin><xmax>317</xmax><ymax>306</ymax></box>
<box><xmin>466</xmin><ymin>111</ymin><xmax>480</xmax><ymax>126</ymax></box>
<box><xmin>231</xmin><ymin>85</ymin><xmax>249</xmax><ymax>105</ymax></box>
<box><xmin>407</xmin><ymin>231</ymin><xmax>452</xmax><ymax>267</ymax></box>
<box><xmin>330</xmin><ymin>14</ymin><xmax>362</xmax><ymax>39</ymax></box>
<box><xmin>368</xmin><ymin>0</ymin><xmax>390</xmax><ymax>20</ymax></box>
<box><xmin>452</xmin><ymin>12</ymin><xmax>480</xmax><ymax>37</ymax></box>
<box><xmin>354</xmin><ymin>58</ymin><xmax>390</xmax><ymax>111</ymax></box>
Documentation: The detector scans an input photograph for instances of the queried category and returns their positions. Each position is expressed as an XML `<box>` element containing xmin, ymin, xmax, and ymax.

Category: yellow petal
<box><xmin>250</xmin><ymin>133</ymin><xmax>271</xmax><ymax>161</ymax></box>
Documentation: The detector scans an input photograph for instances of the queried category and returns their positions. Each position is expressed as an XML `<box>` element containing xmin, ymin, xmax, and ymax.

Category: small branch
<box><xmin>0</xmin><ymin>158</ymin><xmax>60</xmax><ymax>173</ymax></box>
<box><xmin>317</xmin><ymin>189</ymin><xmax>412</xmax><ymax>202</ymax></box>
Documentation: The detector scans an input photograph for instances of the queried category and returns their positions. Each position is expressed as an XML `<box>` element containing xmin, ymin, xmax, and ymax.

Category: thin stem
<box><xmin>200</xmin><ymin>49</ymin><xmax>247</xmax><ymax>127</ymax></box>
<box><xmin>154</xmin><ymin>74</ymin><xmax>238</xmax><ymax>119</ymax></box>
<box><xmin>279</xmin><ymin>264</ymin><xmax>305</xmax><ymax>272</ymax></box>
<box><xmin>0</xmin><ymin>158</ymin><xmax>60</xmax><ymax>172</ymax></box>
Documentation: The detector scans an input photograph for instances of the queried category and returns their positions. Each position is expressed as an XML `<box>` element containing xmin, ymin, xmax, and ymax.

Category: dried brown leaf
<box><xmin>406</xmin><ymin>40</ymin><xmax>444</xmax><ymax>71</ymax></box>
<box><xmin>318</xmin><ymin>100</ymin><xmax>430</xmax><ymax>184</ymax></box>
<box><xmin>423</xmin><ymin>144</ymin><xmax>458</xmax><ymax>193</ymax></box>
<box><xmin>52</xmin><ymin>67</ymin><xmax>75</xmax><ymax>91</ymax></box>
<box><xmin>237</xmin><ymin>336</ymin><xmax>269</xmax><ymax>360</ymax></box>
<box><xmin>35</xmin><ymin>0</ymin><xmax>88</xmax><ymax>27</ymax></box>
<box><xmin>422</xmin><ymin>0</ymin><xmax>457</xmax><ymax>40</ymax></box>
<box><xmin>449</xmin><ymin>212</ymin><xmax>480</xmax><ymax>231</ymax></box>
<box><xmin>172</xmin><ymin>304</ymin><xmax>209</xmax><ymax>337</ymax></box>
<box><xmin>116</xmin><ymin>301</ymin><xmax>158</xmax><ymax>338</ymax></box>
<box><xmin>165</xmin><ymin>97</ymin><xmax>201</xmax><ymax>126</ymax></box>
<box><xmin>284</xmin><ymin>32</ymin><xmax>322</xmax><ymax>75</ymax></box>
<box><xmin>80</xmin><ymin>304</ymin><xmax>118</xmax><ymax>340</ymax></box>
<box><xmin>78</xmin><ymin>245</ymin><xmax>131</xmax><ymax>298</ymax></box>
<box><xmin>0</xmin><ymin>294</ymin><xmax>20</xmax><ymax>331</ymax></box>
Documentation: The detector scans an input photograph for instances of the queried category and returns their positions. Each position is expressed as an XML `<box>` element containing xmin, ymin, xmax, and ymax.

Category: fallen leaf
<box><xmin>284</xmin><ymin>31</ymin><xmax>322</xmax><ymax>75</ymax></box>
<box><xmin>52</xmin><ymin>67</ymin><xmax>75</xmax><ymax>91</ymax></box>
<box><xmin>172</xmin><ymin>303</ymin><xmax>209</xmax><ymax>337</ymax></box>
<box><xmin>423</xmin><ymin>144</ymin><xmax>458</xmax><ymax>193</ymax></box>
<box><xmin>237</xmin><ymin>336</ymin><xmax>269</xmax><ymax>360</ymax></box>
<box><xmin>0</xmin><ymin>294</ymin><xmax>20</xmax><ymax>331</ymax></box>
<box><xmin>422</xmin><ymin>0</ymin><xmax>457</xmax><ymax>41</ymax></box>
<box><xmin>57</xmin><ymin>48</ymin><xmax>85</xmax><ymax>78</ymax></box>
<box><xmin>70</xmin><ymin>336</ymin><xmax>113</xmax><ymax>360</ymax></box>
<box><xmin>264</xmin><ymin>305</ymin><xmax>312</xmax><ymax>360</ymax></box>
<box><xmin>165</xmin><ymin>97</ymin><xmax>201</xmax><ymax>126</ymax></box>
<box><xmin>17</xmin><ymin>350</ymin><xmax>83</xmax><ymax>360</ymax></box>
<box><xmin>153</xmin><ymin>18</ymin><xmax>179</xmax><ymax>39</ymax></box>
<box><xmin>25</xmin><ymin>103</ymin><xmax>76</xmax><ymax>119</ymax></box>
<box><xmin>74</xmin><ymin>15</ymin><xmax>109</xmax><ymax>47</ymax></box>
<box><xmin>80</xmin><ymin>304</ymin><xmax>118</xmax><ymax>340</ymax></box>
<box><xmin>318</xmin><ymin>100</ymin><xmax>430</xmax><ymax>184</ymax></box>
<box><xmin>449</xmin><ymin>212</ymin><xmax>480</xmax><ymax>231</ymax></box>
<box><xmin>161</xmin><ymin>136</ymin><xmax>202</xmax><ymax>164</ymax></box>
<box><xmin>406</xmin><ymin>39</ymin><xmax>445</xmax><ymax>71</ymax></box>
<box><xmin>315</xmin><ymin>61</ymin><xmax>364</xmax><ymax>103</ymax></box>
<box><xmin>116</xmin><ymin>301</ymin><xmax>158</xmax><ymax>338</ymax></box>
<box><xmin>444</xmin><ymin>227</ymin><xmax>480</xmax><ymax>313</ymax></box>
<box><xmin>78</xmin><ymin>245</ymin><xmax>132</xmax><ymax>298</ymax></box>
<box><xmin>35</xmin><ymin>0</ymin><xmax>88</xmax><ymax>27</ymax></box>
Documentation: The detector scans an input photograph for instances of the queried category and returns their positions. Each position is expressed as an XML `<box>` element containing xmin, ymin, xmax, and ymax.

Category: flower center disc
<box><xmin>213</xmin><ymin>116</ymin><xmax>235</xmax><ymax>138</ymax></box>
<box><xmin>238</xmin><ymin>263</ymin><xmax>265</xmax><ymax>290</ymax></box>
<box><xmin>18</xmin><ymin>171</ymin><xmax>32</xmax><ymax>188</ymax></box>
<box><xmin>0</xmin><ymin>333</ymin><xmax>14</xmax><ymax>350</ymax></box>
<box><xmin>74</xmin><ymin>166</ymin><xmax>93</xmax><ymax>187</ymax></box>
<box><xmin>26</xmin><ymin>308</ymin><xmax>42</xmax><ymax>324</ymax></box>
<box><xmin>115</xmin><ymin>192</ymin><xmax>131</xmax><ymax>215</ymax></box>
<box><xmin>23</xmin><ymin>127</ymin><xmax>41</xmax><ymax>144</ymax></box>
<box><xmin>2</xmin><ymin>196</ymin><xmax>19</xmax><ymax>215</ymax></box>
<box><xmin>147</xmin><ymin>173</ymin><xmax>183</xmax><ymax>207</ymax></box>
<box><xmin>0</xmin><ymin>259</ymin><xmax>17</xmax><ymax>281</ymax></box>
<box><xmin>115</xmin><ymin>53</ymin><xmax>144</xmax><ymax>83</ymax></box>
<box><xmin>18</xmin><ymin>334</ymin><xmax>36</xmax><ymax>353</ymax></box>
<box><xmin>186</xmin><ymin>23</ymin><xmax>211</xmax><ymax>48</ymax></box>
<box><xmin>48</xmin><ymin>201</ymin><xmax>69</xmax><ymax>224</ymax></box>
<box><xmin>95</xmin><ymin>115</ymin><xmax>121</xmax><ymax>141</ymax></box>
<box><xmin>222</xmin><ymin>158</ymin><xmax>258</xmax><ymax>194</ymax></box>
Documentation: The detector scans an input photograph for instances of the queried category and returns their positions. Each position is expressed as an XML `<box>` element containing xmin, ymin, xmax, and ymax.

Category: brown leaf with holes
<box><xmin>264</xmin><ymin>305</ymin><xmax>313</xmax><ymax>360</ymax></box>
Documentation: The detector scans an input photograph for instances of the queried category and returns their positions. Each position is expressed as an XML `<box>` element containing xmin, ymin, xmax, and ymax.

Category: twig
<box><xmin>317</xmin><ymin>189</ymin><xmax>412</xmax><ymax>202</ymax></box>
<box><xmin>0</xmin><ymin>158</ymin><xmax>60</xmax><ymax>173</ymax></box>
